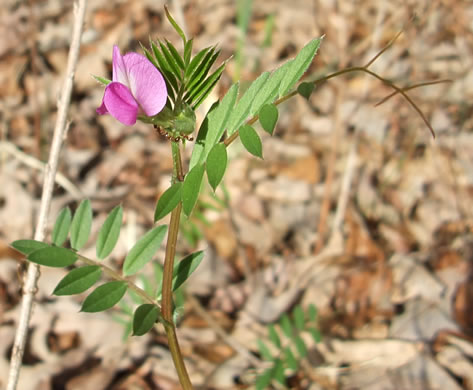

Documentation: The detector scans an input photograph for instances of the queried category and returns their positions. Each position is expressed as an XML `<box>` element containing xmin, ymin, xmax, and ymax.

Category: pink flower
<box><xmin>97</xmin><ymin>46</ymin><xmax>167</xmax><ymax>125</ymax></box>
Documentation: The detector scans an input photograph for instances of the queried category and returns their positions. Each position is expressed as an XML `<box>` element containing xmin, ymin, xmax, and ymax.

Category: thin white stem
<box><xmin>6</xmin><ymin>1</ymin><xmax>87</xmax><ymax>389</ymax></box>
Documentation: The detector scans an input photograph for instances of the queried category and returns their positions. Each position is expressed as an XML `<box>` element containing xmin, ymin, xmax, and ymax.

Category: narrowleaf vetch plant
<box><xmin>10</xmin><ymin>6</ymin><xmax>449</xmax><ymax>389</ymax></box>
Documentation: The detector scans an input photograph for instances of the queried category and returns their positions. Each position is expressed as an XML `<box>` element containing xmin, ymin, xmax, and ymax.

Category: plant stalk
<box><xmin>161</xmin><ymin>141</ymin><xmax>193</xmax><ymax>389</ymax></box>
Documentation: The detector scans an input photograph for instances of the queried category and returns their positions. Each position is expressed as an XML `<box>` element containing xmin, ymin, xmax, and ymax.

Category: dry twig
<box><xmin>6</xmin><ymin>1</ymin><xmax>87</xmax><ymax>388</ymax></box>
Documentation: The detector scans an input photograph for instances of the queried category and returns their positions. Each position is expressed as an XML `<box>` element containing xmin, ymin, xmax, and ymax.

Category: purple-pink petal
<box><xmin>122</xmin><ymin>52</ymin><xmax>167</xmax><ymax>116</ymax></box>
<box><xmin>97</xmin><ymin>82</ymin><xmax>139</xmax><ymax>126</ymax></box>
<box><xmin>112</xmin><ymin>45</ymin><xmax>129</xmax><ymax>86</ymax></box>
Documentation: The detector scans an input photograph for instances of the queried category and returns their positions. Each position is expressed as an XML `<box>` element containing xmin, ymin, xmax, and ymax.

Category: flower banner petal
<box><xmin>123</xmin><ymin>52</ymin><xmax>167</xmax><ymax>116</ymax></box>
<box><xmin>101</xmin><ymin>82</ymin><xmax>139</xmax><ymax>125</ymax></box>
<box><xmin>112</xmin><ymin>45</ymin><xmax>129</xmax><ymax>85</ymax></box>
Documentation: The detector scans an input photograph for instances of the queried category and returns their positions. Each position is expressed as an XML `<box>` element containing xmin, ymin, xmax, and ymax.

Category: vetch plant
<box><xmin>9</xmin><ymin>5</ymin><xmax>449</xmax><ymax>390</ymax></box>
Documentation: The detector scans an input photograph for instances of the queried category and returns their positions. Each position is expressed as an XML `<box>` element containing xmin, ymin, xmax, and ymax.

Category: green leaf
<box><xmin>251</xmin><ymin>64</ymin><xmax>287</xmax><ymax>113</ymax></box>
<box><xmin>154</xmin><ymin>182</ymin><xmax>182</xmax><ymax>222</ymax></box>
<box><xmin>183</xmin><ymin>38</ymin><xmax>193</xmax><ymax>66</ymax></box>
<box><xmin>284</xmin><ymin>346</ymin><xmax>298</xmax><ymax>371</ymax></box>
<box><xmin>70</xmin><ymin>199</ymin><xmax>92</xmax><ymax>251</ymax></box>
<box><xmin>165</xmin><ymin>39</ymin><xmax>185</xmax><ymax>70</ymax></box>
<box><xmin>293</xmin><ymin>305</ymin><xmax>305</xmax><ymax>331</ymax></box>
<box><xmin>191</xmin><ymin>62</ymin><xmax>227</xmax><ymax>110</ymax></box>
<box><xmin>257</xmin><ymin>339</ymin><xmax>273</xmax><ymax>361</ymax></box>
<box><xmin>308</xmin><ymin>303</ymin><xmax>318</xmax><ymax>322</ymax></box>
<box><xmin>239</xmin><ymin>124</ymin><xmax>263</xmax><ymax>158</ymax></box>
<box><xmin>182</xmin><ymin>163</ymin><xmax>205</xmax><ymax>217</ymax></box>
<box><xmin>11</xmin><ymin>239</ymin><xmax>49</xmax><ymax>256</ymax></box>
<box><xmin>189</xmin><ymin>102</ymin><xmax>216</xmax><ymax>169</ymax></box>
<box><xmin>133</xmin><ymin>304</ymin><xmax>159</xmax><ymax>336</ymax></box>
<box><xmin>273</xmin><ymin>358</ymin><xmax>286</xmax><ymax>385</ymax></box>
<box><xmin>81</xmin><ymin>281</ymin><xmax>127</xmax><ymax>313</ymax></box>
<box><xmin>268</xmin><ymin>324</ymin><xmax>281</xmax><ymax>348</ymax></box>
<box><xmin>93</xmin><ymin>75</ymin><xmax>112</xmax><ymax>85</ymax></box>
<box><xmin>28</xmin><ymin>246</ymin><xmax>77</xmax><ymax>268</ymax></box>
<box><xmin>259</xmin><ymin>103</ymin><xmax>278</xmax><ymax>135</ymax></box>
<box><xmin>280</xmin><ymin>313</ymin><xmax>293</xmax><ymax>338</ymax></box>
<box><xmin>172</xmin><ymin>250</ymin><xmax>204</xmax><ymax>292</ymax></box>
<box><xmin>188</xmin><ymin>62</ymin><xmax>227</xmax><ymax>109</ymax></box>
<box><xmin>151</xmin><ymin>41</ymin><xmax>179</xmax><ymax>93</ymax></box>
<box><xmin>184</xmin><ymin>46</ymin><xmax>213</xmax><ymax>81</ymax></box>
<box><xmin>255</xmin><ymin>368</ymin><xmax>273</xmax><ymax>390</ymax></box>
<box><xmin>279</xmin><ymin>37</ymin><xmax>321</xmax><ymax>96</ymax></box>
<box><xmin>297</xmin><ymin>81</ymin><xmax>314</xmax><ymax>100</ymax></box>
<box><xmin>200</xmin><ymin>83</ymin><xmax>239</xmax><ymax>163</ymax></box>
<box><xmin>206</xmin><ymin>143</ymin><xmax>227</xmax><ymax>191</ymax></box>
<box><xmin>52</xmin><ymin>207</ymin><xmax>72</xmax><ymax>246</ymax></box>
<box><xmin>226</xmin><ymin>71</ymin><xmax>270</xmax><ymax>136</ymax></box>
<box><xmin>164</xmin><ymin>5</ymin><xmax>186</xmax><ymax>44</ymax></box>
<box><xmin>53</xmin><ymin>266</ymin><xmax>102</xmax><ymax>296</ymax></box>
<box><xmin>96</xmin><ymin>205</ymin><xmax>123</xmax><ymax>259</ymax></box>
<box><xmin>294</xmin><ymin>335</ymin><xmax>308</xmax><ymax>358</ymax></box>
<box><xmin>123</xmin><ymin>225</ymin><xmax>168</xmax><ymax>276</ymax></box>
<box><xmin>159</xmin><ymin>41</ymin><xmax>183</xmax><ymax>81</ymax></box>
<box><xmin>309</xmin><ymin>327</ymin><xmax>322</xmax><ymax>343</ymax></box>
<box><xmin>186</xmin><ymin>47</ymin><xmax>219</xmax><ymax>91</ymax></box>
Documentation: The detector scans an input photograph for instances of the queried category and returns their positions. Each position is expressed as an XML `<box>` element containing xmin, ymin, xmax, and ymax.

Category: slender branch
<box><xmin>7</xmin><ymin>1</ymin><xmax>87</xmax><ymax>389</ymax></box>
<box><xmin>161</xmin><ymin>141</ymin><xmax>193</xmax><ymax>389</ymax></box>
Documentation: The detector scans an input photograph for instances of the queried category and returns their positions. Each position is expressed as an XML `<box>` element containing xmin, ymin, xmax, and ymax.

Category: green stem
<box><xmin>161</xmin><ymin>141</ymin><xmax>193</xmax><ymax>389</ymax></box>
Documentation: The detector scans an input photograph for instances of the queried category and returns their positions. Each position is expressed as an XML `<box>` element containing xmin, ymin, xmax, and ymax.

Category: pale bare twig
<box><xmin>6</xmin><ymin>1</ymin><xmax>87</xmax><ymax>389</ymax></box>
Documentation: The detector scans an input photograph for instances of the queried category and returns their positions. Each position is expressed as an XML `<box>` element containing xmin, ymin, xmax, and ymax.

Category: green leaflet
<box><xmin>251</xmin><ymin>63</ymin><xmax>287</xmax><ymax>114</ymax></box>
<box><xmin>70</xmin><ymin>199</ymin><xmax>92</xmax><ymax>251</ymax></box>
<box><xmin>279</xmin><ymin>37</ymin><xmax>322</xmax><ymax>96</ymax></box>
<box><xmin>28</xmin><ymin>246</ymin><xmax>77</xmax><ymax>268</ymax></box>
<box><xmin>133</xmin><ymin>304</ymin><xmax>159</xmax><ymax>336</ymax></box>
<box><xmin>154</xmin><ymin>182</ymin><xmax>182</xmax><ymax>222</ymax></box>
<box><xmin>226</xmin><ymin>71</ymin><xmax>270</xmax><ymax>136</ymax></box>
<box><xmin>11</xmin><ymin>239</ymin><xmax>49</xmax><ymax>256</ymax></box>
<box><xmin>52</xmin><ymin>207</ymin><xmax>72</xmax><ymax>246</ymax></box>
<box><xmin>123</xmin><ymin>225</ymin><xmax>168</xmax><ymax>276</ymax></box>
<box><xmin>297</xmin><ymin>81</ymin><xmax>315</xmax><ymax>100</ymax></box>
<box><xmin>182</xmin><ymin>163</ymin><xmax>205</xmax><ymax>217</ymax></box>
<box><xmin>96</xmin><ymin>205</ymin><xmax>123</xmax><ymax>259</ymax></box>
<box><xmin>80</xmin><ymin>281</ymin><xmax>127</xmax><ymax>313</ymax></box>
<box><xmin>259</xmin><ymin>103</ymin><xmax>278</xmax><ymax>135</ymax></box>
<box><xmin>206</xmin><ymin>143</ymin><xmax>227</xmax><ymax>191</ymax></box>
<box><xmin>53</xmin><ymin>266</ymin><xmax>102</xmax><ymax>296</ymax></box>
<box><xmin>172</xmin><ymin>250</ymin><xmax>204</xmax><ymax>292</ymax></box>
<box><xmin>239</xmin><ymin>124</ymin><xmax>263</xmax><ymax>159</ymax></box>
<box><xmin>190</xmin><ymin>83</ymin><xmax>238</xmax><ymax>169</ymax></box>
